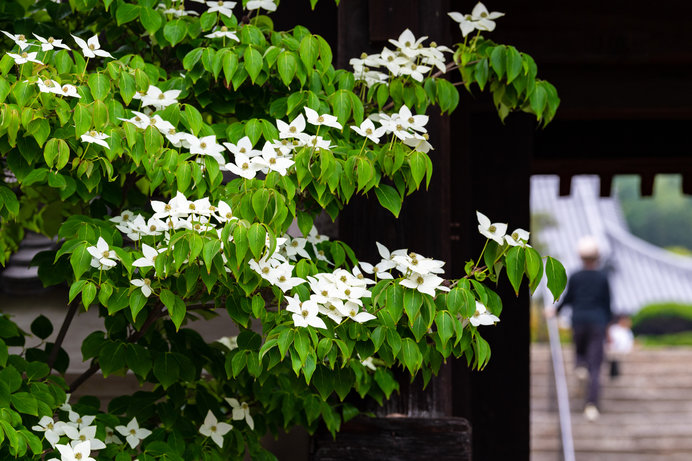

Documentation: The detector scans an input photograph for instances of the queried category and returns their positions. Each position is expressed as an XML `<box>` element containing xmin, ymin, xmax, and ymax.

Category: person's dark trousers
<box><xmin>572</xmin><ymin>323</ymin><xmax>607</xmax><ymax>406</ymax></box>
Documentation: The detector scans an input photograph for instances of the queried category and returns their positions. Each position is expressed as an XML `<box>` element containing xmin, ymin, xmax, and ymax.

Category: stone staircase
<box><xmin>531</xmin><ymin>343</ymin><xmax>692</xmax><ymax>461</ymax></box>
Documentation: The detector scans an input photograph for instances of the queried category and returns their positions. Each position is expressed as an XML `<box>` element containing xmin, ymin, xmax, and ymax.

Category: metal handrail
<box><xmin>545</xmin><ymin>310</ymin><xmax>575</xmax><ymax>461</ymax></box>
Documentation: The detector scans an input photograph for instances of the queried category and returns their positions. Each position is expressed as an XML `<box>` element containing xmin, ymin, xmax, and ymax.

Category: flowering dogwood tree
<box><xmin>0</xmin><ymin>0</ymin><xmax>564</xmax><ymax>459</ymax></box>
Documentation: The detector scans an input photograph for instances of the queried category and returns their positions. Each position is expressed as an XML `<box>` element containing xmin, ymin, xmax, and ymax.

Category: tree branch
<box><xmin>47</xmin><ymin>301</ymin><xmax>79</xmax><ymax>370</ymax></box>
<box><xmin>69</xmin><ymin>305</ymin><xmax>166</xmax><ymax>392</ymax></box>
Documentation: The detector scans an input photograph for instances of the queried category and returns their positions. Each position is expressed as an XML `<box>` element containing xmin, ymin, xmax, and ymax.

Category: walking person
<box><xmin>555</xmin><ymin>236</ymin><xmax>613</xmax><ymax>421</ymax></box>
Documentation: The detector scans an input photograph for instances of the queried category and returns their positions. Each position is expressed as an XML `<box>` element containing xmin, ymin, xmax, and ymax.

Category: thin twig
<box><xmin>47</xmin><ymin>301</ymin><xmax>79</xmax><ymax>370</ymax></box>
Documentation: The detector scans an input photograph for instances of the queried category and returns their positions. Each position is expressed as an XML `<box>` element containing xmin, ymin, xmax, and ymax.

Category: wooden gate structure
<box><xmin>1</xmin><ymin>1</ymin><xmax>691</xmax><ymax>460</ymax></box>
<box><xmin>276</xmin><ymin>1</ymin><xmax>692</xmax><ymax>460</ymax></box>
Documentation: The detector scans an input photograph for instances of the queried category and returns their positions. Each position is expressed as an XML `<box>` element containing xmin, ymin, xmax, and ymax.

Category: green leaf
<box><xmin>88</xmin><ymin>73</ymin><xmax>110</xmax><ymax>100</ymax></box>
<box><xmin>375</xmin><ymin>184</ymin><xmax>402</xmax><ymax>217</ymax></box>
<box><xmin>30</xmin><ymin>315</ymin><xmax>53</xmax><ymax>340</ymax></box>
<box><xmin>489</xmin><ymin>46</ymin><xmax>506</xmax><ymax>78</ymax></box>
<box><xmin>99</xmin><ymin>341</ymin><xmax>127</xmax><ymax>377</ymax></box>
<box><xmin>277</xmin><ymin>51</ymin><xmax>297</xmax><ymax>87</ymax></box>
<box><xmin>73</xmin><ymin>104</ymin><xmax>91</xmax><ymax>137</ymax></box>
<box><xmin>82</xmin><ymin>281</ymin><xmax>97</xmax><ymax>309</ymax></box>
<box><xmin>126</xmin><ymin>344</ymin><xmax>152</xmax><ymax>378</ymax></box>
<box><xmin>153</xmin><ymin>352</ymin><xmax>180</xmax><ymax>389</ymax></box>
<box><xmin>222</xmin><ymin>52</ymin><xmax>238</xmax><ymax>84</ymax></box>
<box><xmin>247</xmin><ymin>223</ymin><xmax>266</xmax><ymax>260</ymax></box>
<box><xmin>399</xmin><ymin>338</ymin><xmax>422</xmax><ymax>375</ymax></box>
<box><xmin>506</xmin><ymin>46</ymin><xmax>523</xmax><ymax>84</ymax></box>
<box><xmin>277</xmin><ymin>328</ymin><xmax>294</xmax><ymax>358</ymax></box>
<box><xmin>373</xmin><ymin>368</ymin><xmax>398</xmax><ymax>398</ymax></box>
<box><xmin>434</xmin><ymin>311</ymin><xmax>455</xmax><ymax>348</ymax></box>
<box><xmin>28</xmin><ymin>119</ymin><xmax>50</xmax><ymax>147</ymax></box>
<box><xmin>243</xmin><ymin>46</ymin><xmax>263</xmax><ymax>83</ymax></box>
<box><xmin>529</xmin><ymin>83</ymin><xmax>548</xmax><ymax>118</ymax></box>
<box><xmin>183</xmin><ymin>48</ymin><xmax>204</xmax><ymax>71</ymax></box>
<box><xmin>436</xmin><ymin>78</ymin><xmax>459</xmax><ymax>114</ymax></box>
<box><xmin>525</xmin><ymin>247</ymin><xmax>544</xmax><ymax>292</ymax></box>
<box><xmin>69</xmin><ymin>243</ymin><xmax>91</xmax><ymax>281</ymax></box>
<box><xmin>163</xmin><ymin>19</ymin><xmax>187</xmax><ymax>46</ymax></box>
<box><xmin>202</xmin><ymin>239</ymin><xmax>221</xmax><ymax>273</ymax></box>
<box><xmin>403</xmin><ymin>288</ymin><xmax>423</xmax><ymax>324</ymax></box>
<box><xmin>505</xmin><ymin>246</ymin><xmax>525</xmax><ymax>295</ymax></box>
<box><xmin>116</xmin><ymin>2</ymin><xmax>140</xmax><ymax>25</ymax></box>
<box><xmin>545</xmin><ymin>256</ymin><xmax>567</xmax><ymax>302</ymax></box>
<box><xmin>299</xmin><ymin>35</ymin><xmax>319</xmax><ymax>71</ymax></box>
<box><xmin>160</xmin><ymin>289</ymin><xmax>186</xmax><ymax>330</ymax></box>
<box><xmin>329</xmin><ymin>89</ymin><xmax>352</xmax><ymax>126</ymax></box>
<box><xmin>293</xmin><ymin>329</ymin><xmax>309</xmax><ymax>365</ymax></box>
<box><xmin>0</xmin><ymin>186</ymin><xmax>19</xmax><ymax>216</ymax></box>
<box><xmin>140</xmin><ymin>7</ymin><xmax>163</xmax><ymax>34</ymax></box>
<box><xmin>11</xmin><ymin>392</ymin><xmax>37</xmax><ymax>416</ymax></box>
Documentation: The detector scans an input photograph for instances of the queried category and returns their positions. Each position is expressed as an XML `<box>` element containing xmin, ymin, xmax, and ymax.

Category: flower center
<box><xmin>130</xmin><ymin>429</ymin><xmax>136</xmax><ymax>435</ymax></box>
<box><xmin>149</xmin><ymin>225</ymin><xmax>157</xmax><ymax>232</ymax></box>
<box><xmin>200</xmin><ymin>142</ymin><xmax>207</xmax><ymax>149</ymax></box>
<box><xmin>416</xmin><ymin>276</ymin><xmax>424</xmax><ymax>284</ymax></box>
<box><xmin>158</xmin><ymin>93</ymin><xmax>165</xmax><ymax>99</ymax></box>
<box><xmin>317</xmin><ymin>115</ymin><xmax>324</xmax><ymax>123</ymax></box>
<box><xmin>211</xmin><ymin>425</ymin><xmax>217</xmax><ymax>432</ymax></box>
<box><xmin>262</xmin><ymin>267</ymin><xmax>270</xmax><ymax>274</ymax></box>
<box><xmin>321</xmin><ymin>290</ymin><xmax>328</xmax><ymax>296</ymax></box>
<box><xmin>269</xmin><ymin>157</ymin><xmax>276</xmax><ymax>164</ymax></box>
<box><xmin>164</xmin><ymin>204</ymin><xmax>172</xmax><ymax>211</ymax></box>
<box><xmin>301</xmin><ymin>309</ymin><xmax>309</xmax><ymax>317</ymax></box>
<box><xmin>489</xmin><ymin>225</ymin><xmax>496</xmax><ymax>233</ymax></box>
<box><xmin>18</xmin><ymin>35</ymin><xmax>25</xmax><ymax>41</ymax></box>
<box><xmin>344</xmin><ymin>289</ymin><xmax>351</xmax><ymax>296</ymax></box>
<box><xmin>44</xmin><ymin>79</ymin><xmax>52</xmax><ymax>86</ymax></box>
<box><xmin>221</xmin><ymin>26</ymin><xmax>229</xmax><ymax>32</ymax></box>
<box><xmin>168</xmin><ymin>128</ymin><xmax>176</xmax><ymax>135</ymax></box>
<box><xmin>48</xmin><ymin>37</ymin><xmax>54</xmax><ymax>43</ymax></box>
<box><xmin>365</xmin><ymin>128</ymin><xmax>373</xmax><ymax>135</ymax></box>
<box><xmin>349</xmin><ymin>309</ymin><xmax>357</xmax><ymax>317</ymax></box>
<box><xmin>75</xmin><ymin>454</ymin><xmax>82</xmax><ymax>460</ymax></box>
<box><xmin>20</xmin><ymin>52</ymin><xmax>27</xmax><ymax>58</ymax></box>
<box><xmin>278</xmin><ymin>275</ymin><xmax>286</xmax><ymax>282</ymax></box>
<box><xmin>289</xmin><ymin>126</ymin><xmax>296</xmax><ymax>133</ymax></box>
<box><xmin>144</xmin><ymin>278</ymin><xmax>151</xmax><ymax>286</ymax></box>
<box><xmin>88</xmin><ymin>44</ymin><xmax>95</xmax><ymax>50</ymax></box>
<box><xmin>241</xmin><ymin>162</ymin><xmax>249</xmax><ymax>169</ymax></box>
<box><xmin>239</xmin><ymin>147</ymin><xmax>246</xmax><ymax>153</ymax></box>
<box><xmin>189</xmin><ymin>203</ymin><xmax>196</xmax><ymax>210</ymax></box>
<box><xmin>226</xmin><ymin>212</ymin><xmax>233</xmax><ymax>219</ymax></box>
<box><xmin>291</xmin><ymin>241</ymin><xmax>298</xmax><ymax>247</ymax></box>
<box><xmin>47</xmin><ymin>422</ymin><xmax>53</xmax><ymax>430</ymax></box>
<box><xmin>512</xmin><ymin>232</ymin><xmax>519</xmax><ymax>240</ymax></box>
<box><xmin>408</xmin><ymin>117</ymin><xmax>414</xmax><ymax>124</ymax></box>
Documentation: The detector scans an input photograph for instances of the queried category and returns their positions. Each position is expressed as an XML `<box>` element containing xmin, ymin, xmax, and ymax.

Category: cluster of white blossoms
<box><xmin>157</xmin><ymin>0</ymin><xmax>277</xmax><ymax>18</ymax></box>
<box><xmin>360</xmin><ymin>242</ymin><xmax>450</xmax><ymax>297</ymax></box>
<box><xmin>2</xmin><ymin>31</ymin><xmax>113</xmax><ymax>67</ymax></box>
<box><xmin>197</xmin><ymin>397</ymin><xmax>253</xmax><ymax>448</ymax></box>
<box><xmin>279</xmin><ymin>227</ymin><xmax>330</xmax><ymax>264</ymax></box>
<box><xmin>476</xmin><ymin>211</ymin><xmax>530</xmax><ymax>247</ymax></box>
<box><xmin>350</xmin><ymin>29</ymin><xmax>452</xmax><ymax>87</ymax></box>
<box><xmin>448</xmin><ymin>2</ymin><xmax>504</xmax><ymax>37</ymax></box>
<box><xmin>32</xmin><ymin>396</ymin><xmax>152</xmax><ymax>460</ymax></box>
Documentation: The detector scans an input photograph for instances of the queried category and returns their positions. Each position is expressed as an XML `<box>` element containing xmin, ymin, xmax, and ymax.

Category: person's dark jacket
<box><xmin>557</xmin><ymin>269</ymin><xmax>612</xmax><ymax>326</ymax></box>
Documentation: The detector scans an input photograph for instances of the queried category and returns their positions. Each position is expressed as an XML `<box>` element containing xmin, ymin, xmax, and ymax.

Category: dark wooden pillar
<box><xmin>337</xmin><ymin>0</ymin><xmax>454</xmax><ymax>418</ymax></box>
<box><xmin>450</xmin><ymin>107</ymin><xmax>534</xmax><ymax>461</ymax></box>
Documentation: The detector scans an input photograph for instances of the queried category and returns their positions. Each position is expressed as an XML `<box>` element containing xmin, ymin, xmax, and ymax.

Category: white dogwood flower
<box><xmin>206</xmin><ymin>0</ymin><xmax>236</xmax><ymax>17</ymax></box>
<box><xmin>205</xmin><ymin>26</ymin><xmax>239</xmax><ymax>40</ymax></box>
<box><xmin>350</xmin><ymin>119</ymin><xmax>387</xmax><ymax>144</ymax></box>
<box><xmin>56</xmin><ymin>441</ymin><xmax>95</xmax><ymax>461</ymax></box>
<box><xmin>131</xmin><ymin>278</ymin><xmax>152</xmax><ymax>297</ymax></box>
<box><xmin>1</xmin><ymin>31</ymin><xmax>30</xmax><ymax>50</ymax></box>
<box><xmin>304</xmin><ymin>106</ymin><xmax>342</xmax><ymax>130</ymax></box>
<box><xmin>115</xmin><ymin>417</ymin><xmax>151</xmax><ymax>449</ymax></box>
<box><xmin>286</xmin><ymin>298</ymin><xmax>327</xmax><ymax>329</ymax></box>
<box><xmin>86</xmin><ymin>237</ymin><xmax>117</xmax><ymax>270</ymax></box>
<box><xmin>81</xmin><ymin>130</ymin><xmax>110</xmax><ymax>149</ymax></box>
<box><xmin>33</xmin><ymin>34</ymin><xmax>70</xmax><ymax>51</ymax></box>
<box><xmin>469</xmin><ymin>302</ymin><xmax>500</xmax><ymax>327</ymax></box>
<box><xmin>226</xmin><ymin>397</ymin><xmax>255</xmax><ymax>429</ymax></box>
<box><xmin>72</xmin><ymin>34</ymin><xmax>113</xmax><ymax>59</ymax></box>
<box><xmin>505</xmin><ymin>228</ymin><xmax>530</xmax><ymax>247</ymax></box>
<box><xmin>199</xmin><ymin>410</ymin><xmax>233</xmax><ymax>448</ymax></box>
<box><xmin>57</xmin><ymin>84</ymin><xmax>81</xmax><ymax>98</ymax></box>
<box><xmin>7</xmin><ymin>51</ymin><xmax>42</xmax><ymax>65</ymax></box>
<box><xmin>476</xmin><ymin>211</ymin><xmax>507</xmax><ymax>244</ymax></box>
<box><xmin>246</xmin><ymin>0</ymin><xmax>277</xmax><ymax>11</ymax></box>
<box><xmin>140</xmin><ymin>85</ymin><xmax>181</xmax><ymax>110</ymax></box>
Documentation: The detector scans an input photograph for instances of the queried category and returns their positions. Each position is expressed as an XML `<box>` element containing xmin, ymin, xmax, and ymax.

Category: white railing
<box><xmin>545</xmin><ymin>310</ymin><xmax>575</xmax><ymax>461</ymax></box>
